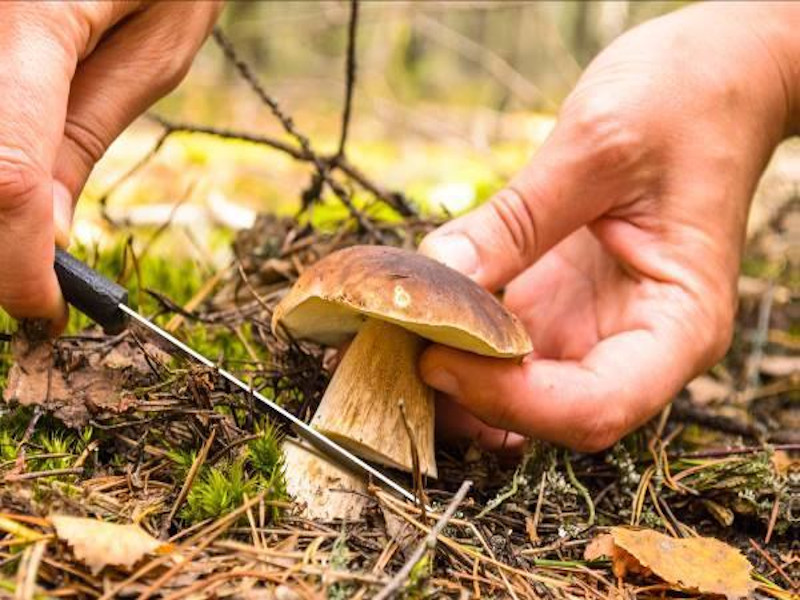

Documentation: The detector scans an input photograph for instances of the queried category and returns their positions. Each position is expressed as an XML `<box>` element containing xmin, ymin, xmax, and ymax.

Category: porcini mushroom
<box><xmin>273</xmin><ymin>245</ymin><xmax>531</xmax><ymax>516</ymax></box>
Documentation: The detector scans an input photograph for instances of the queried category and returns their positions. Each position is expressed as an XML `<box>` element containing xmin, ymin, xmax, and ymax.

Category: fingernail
<box><xmin>52</xmin><ymin>181</ymin><xmax>73</xmax><ymax>249</ymax></box>
<box><xmin>423</xmin><ymin>367</ymin><xmax>460</xmax><ymax>396</ymax></box>
<box><xmin>420</xmin><ymin>234</ymin><xmax>479</xmax><ymax>278</ymax></box>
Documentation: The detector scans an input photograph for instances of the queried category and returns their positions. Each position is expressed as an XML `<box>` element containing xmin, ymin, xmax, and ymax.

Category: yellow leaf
<box><xmin>584</xmin><ymin>533</ymin><xmax>615</xmax><ymax>561</ymax></box>
<box><xmin>609</xmin><ymin>527</ymin><xmax>754</xmax><ymax>600</ymax></box>
<box><xmin>51</xmin><ymin>515</ymin><xmax>168</xmax><ymax>574</ymax></box>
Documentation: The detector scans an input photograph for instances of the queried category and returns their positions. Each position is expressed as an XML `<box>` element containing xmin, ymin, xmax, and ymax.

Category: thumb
<box><xmin>52</xmin><ymin>4</ymin><xmax>219</xmax><ymax>233</ymax></box>
<box><xmin>419</xmin><ymin>104</ymin><xmax>651</xmax><ymax>291</ymax></box>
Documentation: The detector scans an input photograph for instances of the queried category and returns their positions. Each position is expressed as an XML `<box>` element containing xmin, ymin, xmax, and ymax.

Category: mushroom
<box><xmin>272</xmin><ymin>245</ymin><xmax>531</xmax><ymax>517</ymax></box>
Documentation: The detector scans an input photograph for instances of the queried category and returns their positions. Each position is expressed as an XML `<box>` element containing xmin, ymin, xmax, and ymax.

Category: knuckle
<box><xmin>63</xmin><ymin>117</ymin><xmax>109</xmax><ymax>169</ymax></box>
<box><xmin>157</xmin><ymin>54</ymin><xmax>194</xmax><ymax>93</ymax></box>
<box><xmin>570</xmin><ymin>401</ymin><xmax>626</xmax><ymax>453</ymax></box>
<box><xmin>0</xmin><ymin>148</ymin><xmax>45</xmax><ymax>212</ymax></box>
<box><xmin>566</xmin><ymin>95</ymin><xmax>647</xmax><ymax>175</ymax></box>
<box><xmin>487</xmin><ymin>187</ymin><xmax>539</xmax><ymax>261</ymax></box>
<box><xmin>695</xmin><ymin>305</ymin><xmax>735</xmax><ymax>370</ymax></box>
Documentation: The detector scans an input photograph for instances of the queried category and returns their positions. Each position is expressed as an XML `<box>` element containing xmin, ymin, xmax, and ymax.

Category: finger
<box><xmin>436</xmin><ymin>395</ymin><xmax>528</xmax><ymax>456</ymax></box>
<box><xmin>421</xmin><ymin>326</ymin><xmax>695</xmax><ymax>452</ymax></box>
<box><xmin>0</xmin><ymin>11</ymin><xmax>77</xmax><ymax>322</ymax></box>
<box><xmin>52</xmin><ymin>2</ymin><xmax>221</xmax><ymax>241</ymax></box>
<box><xmin>419</xmin><ymin>98</ymin><xmax>653</xmax><ymax>291</ymax></box>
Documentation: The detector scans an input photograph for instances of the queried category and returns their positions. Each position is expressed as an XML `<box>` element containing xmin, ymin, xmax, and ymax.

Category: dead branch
<box><xmin>211</xmin><ymin>27</ymin><xmax>384</xmax><ymax>240</ymax></box>
<box><xmin>374</xmin><ymin>480</ymin><xmax>472</xmax><ymax>600</ymax></box>
<box><xmin>337</xmin><ymin>0</ymin><xmax>359</xmax><ymax>158</ymax></box>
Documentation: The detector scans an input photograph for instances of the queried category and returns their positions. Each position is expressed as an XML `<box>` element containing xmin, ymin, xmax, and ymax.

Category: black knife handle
<box><xmin>54</xmin><ymin>248</ymin><xmax>130</xmax><ymax>334</ymax></box>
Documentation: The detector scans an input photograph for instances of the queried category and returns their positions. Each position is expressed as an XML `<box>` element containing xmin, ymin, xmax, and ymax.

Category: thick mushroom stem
<box><xmin>282</xmin><ymin>439</ymin><xmax>369</xmax><ymax>521</ymax></box>
<box><xmin>311</xmin><ymin>318</ymin><xmax>437</xmax><ymax>478</ymax></box>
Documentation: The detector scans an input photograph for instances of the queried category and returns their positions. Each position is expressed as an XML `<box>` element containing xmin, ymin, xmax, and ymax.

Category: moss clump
<box><xmin>182</xmin><ymin>459</ymin><xmax>257</xmax><ymax>522</ymax></box>
<box><xmin>174</xmin><ymin>421</ymin><xmax>288</xmax><ymax>524</ymax></box>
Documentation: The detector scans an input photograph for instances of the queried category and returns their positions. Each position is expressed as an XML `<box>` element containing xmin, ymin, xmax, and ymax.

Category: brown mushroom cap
<box><xmin>272</xmin><ymin>245</ymin><xmax>532</xmax><ymax>357</ymax></box>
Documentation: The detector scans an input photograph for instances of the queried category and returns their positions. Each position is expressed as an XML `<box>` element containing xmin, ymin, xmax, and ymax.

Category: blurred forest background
<box><xmin>76</xmin><ymin>1</ymin><xmax>703</xmax><ymax>264</ymax></box>
<box><xmin>0</xmin><ymin>5</ymin><xmax>796</xmax><ymax>597</ymax></box>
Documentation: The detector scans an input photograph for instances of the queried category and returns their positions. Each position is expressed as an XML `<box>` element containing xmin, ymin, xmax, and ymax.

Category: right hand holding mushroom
<box><xmin>417</xmin><ymin>2</ymin><xmax>800</xmax><ymax>453</ymax></box>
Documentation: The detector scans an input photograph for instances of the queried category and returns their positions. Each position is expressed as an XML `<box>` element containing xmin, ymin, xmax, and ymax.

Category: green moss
<box><xmin>247</xmin><ymin>421</ymin><xmax>288</xmax><ymax>514</ymax></box>
<box><xmin>173</xmin><ymin>421</ymin><xmax>287</xmax><ymax>525</ymax></box>
<box><xmin>740</xmin><ymin>255</ymin><xmax>782</xmax><ymax>280</ymax></box>
<box><xmin>0</xmin><ymin>308</ymin><xmax>13</xmax><ymax>392</ymax></box>
<box><xmin>326</xmin><ymin>534</ymin><xmax>354</xmax><ymax>600</ymax></box>
<box><xmin>66</xmin><ymin>238</ymin><xmax>206</xmax><ymax>334</ymax></box>
<box><xmin>0</xmin><ymin>429</ymin><xmax>16</xmax><ymax>463</ymax></box>
<box><xmin>182</xmin><ymin>459</ymin><xmax>257</xmax><ymax>522</ymax></box>
<box><xmin>181</xmin><ymin>322</ymin><xmax>266</xmax><ymax>369</ymax></box>
<box><xmin>166</xmin><ymin>447</ymin><xmax>198</xmax><ymax>481</ymax></box>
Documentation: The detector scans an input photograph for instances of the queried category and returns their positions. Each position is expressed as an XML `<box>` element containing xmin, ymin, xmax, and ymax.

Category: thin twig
<box><xmin>5</xmin><ymin>468</ymin><xmax>83</xmax><ymax>482</ymax></box>
<box><xmin>749</xmin><ymin>538</ymin><xmax>792</xmax><ymax>587</ymax></box>
<box><xmin>162</xmin><ymin>429</ymin><xmax>217</xmax><ymax>536</ymax></box>
<box><xmin>374</xmin><ymin>480</ymin><xmax>472</xmax><ymax>600</ymax></box>
<box><xmin>564</xmin><ymin>451</ymin><xmax>595</xmax><ymax>528</ymax></box>
<box><xmin>146</xmin><ymin>115</ymin><xmax>416</xmax><ymax>216</ymax></box>
<box><xmin>337</xmin><ymin>0</ymin><xmax>359</xmax><ymax>157</ymax></box>
<box><xmin>212</xmin><ymin>27</ymin><xmax>385</xmax><ymax>239</ymax></box>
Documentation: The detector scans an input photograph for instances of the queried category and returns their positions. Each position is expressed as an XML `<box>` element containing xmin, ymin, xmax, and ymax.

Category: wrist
<box><xmin>723</xmin><ymin>2</ymin><xmax>800</xmax><ymax>137</ymax></box>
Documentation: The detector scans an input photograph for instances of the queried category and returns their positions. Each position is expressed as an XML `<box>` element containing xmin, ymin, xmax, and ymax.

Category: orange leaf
<box><xmin>609</xmin><ymin>527</ymin><xmax>754</xmax><ymax>599</ymax></box>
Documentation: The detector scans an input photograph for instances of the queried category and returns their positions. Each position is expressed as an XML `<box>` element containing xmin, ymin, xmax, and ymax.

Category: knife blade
<box><xmin>54</xmin><ymin>248</ymin><xmax>419</xmax><ymax>505</ymax></box>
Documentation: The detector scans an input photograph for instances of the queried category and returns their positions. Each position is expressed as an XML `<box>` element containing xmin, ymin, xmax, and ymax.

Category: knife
<box><xmin>54</xmin><ymin>248</ymin><xmax>419</xmax><ymax>505</ymax></box>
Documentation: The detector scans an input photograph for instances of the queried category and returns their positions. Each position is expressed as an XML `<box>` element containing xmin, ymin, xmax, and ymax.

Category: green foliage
<box><xmin>247</xmin><ymin>421</ymin><xmax>284</xmax><ymax>477</ymax></box>
<box><xmin>181</xmin><ymin>322</ymin><xmax>266</xmax><ymax>369</ymax></box>
<box><xmin>166</xmin><ymin>447</ymin><xmax>198</xmax><ymax>481</ymax></box>
<box><xmin>66</xmin><ymin>238</ymin><xmax>204</xmax><ymax>334</ymax></box>
<box><xmin>0</xmin><ymin>429</ymin><xmax>16</xmax><ymax>463</ymax></box>
<box><xmin>0</xmin><ymin>308</ymin><xmax>13</xmax><ymax>393</ymax></box>
<box><xmin>35</xmin><ymin>431</ymin><xmax>77</xmax><ymax>471</ymax></box>
<box><xmin>247</xmin><ymin>421</ymin><xmax>288</xmax><ymax>518</ymax></box>
<box><xmin>403</xmin><ymin>554</ymin><xmax>432</xmax><ymax>599</ymax></box>
<box><xmin>182</xmin><ymin>459</ymin><xmax>257</xmax><ymax>522</ymax></box>
<box><xmin>174</xmin><ymin>421</ymin><xmax>288</xmax><ymax>525</ymax></box>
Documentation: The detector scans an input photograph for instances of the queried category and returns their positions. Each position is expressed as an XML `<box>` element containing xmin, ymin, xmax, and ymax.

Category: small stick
<box><xmin>764</xmin><ymin>494</ymin><xmax>781</xmax><ymax>545</ymax></box>
<box><xmin>336</xmin><ymin>0</ymin><xmax>359</xmax><ymax>158</ymax></box>
<box><xmin>564</xmin><ymin>451</ymin><xmax>595</xmax><ymax>528</ymax></box>
<box><xmin>4</xmin><ymin>467</ymin><xmax>83</xmax><ymax>482</ymax></box>
<box><xmin>162</xmin><ymin>429</ymin><xmax>217</xmax><ymax>535</ymax></box>
<box><xmin>374</xmin><ymin>480</ymin><xmax>472</xmax><ymax>600</ymax></box>
<box><xmin>529</xmin><ymin>476</ymin><xmax>546</xmax><ymax>543</ymax></box>
<box><xmin>398</xmin><ymin>398</ymin><xmax>427</xmax><ymax>520</ymax></box>
<box><xmin>749</xmin><ymin>538</ymin><xmax>792</xmax><ymax>587</ymax></box>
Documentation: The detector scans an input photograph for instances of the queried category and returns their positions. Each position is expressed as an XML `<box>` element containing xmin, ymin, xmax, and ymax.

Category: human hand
<box><xmin>419</xmin><ymin>2</ymin><xmax>799</xmax><ymax>453</ymax></box>
<box><xmin>0</xmin><ymin>2</ymin><xmax>221</xmax><ymax>330</ymax></box>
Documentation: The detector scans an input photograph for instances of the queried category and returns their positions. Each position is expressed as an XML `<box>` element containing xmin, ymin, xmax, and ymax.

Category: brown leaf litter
<box><xmin>586</xmin><ymin>527</ymin><xmax>755</xmax><ymax>599</ymax></box>
<box><xmin>2</xmin><ymin>332</ymin><xmax>169</xmax><ymax>427</ymax></box>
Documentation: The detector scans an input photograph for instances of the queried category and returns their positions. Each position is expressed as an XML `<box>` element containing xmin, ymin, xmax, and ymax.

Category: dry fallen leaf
<box><xmin>583</xmin><ymin>533</ymin><xmax>646</xmax><ymax>577</ymax></box>
<box><xmin>3</xmin><ymin>335</ymin><xmax>168</xmax><ymax>427</ymax></box>
<box><xmin>51</xmin><ymin>515</ymin><xmax>169</xmax><ymax>574</ymax></box>
<box><xmin>585</xmin><ymin>528</ymin><xmax>754</xmax><ymax>600</ymax></box>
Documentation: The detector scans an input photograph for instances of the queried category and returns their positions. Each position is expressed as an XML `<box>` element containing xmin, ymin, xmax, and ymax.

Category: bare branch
<box><xmin>337</xmin><ymin>0</ymin><xmax>359</xmax><ymax>158</ymax></box>
<box><xmin>374</xmin><ymin>480</ymin><xmax>472</xmax><ymax>600</ymax></box>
